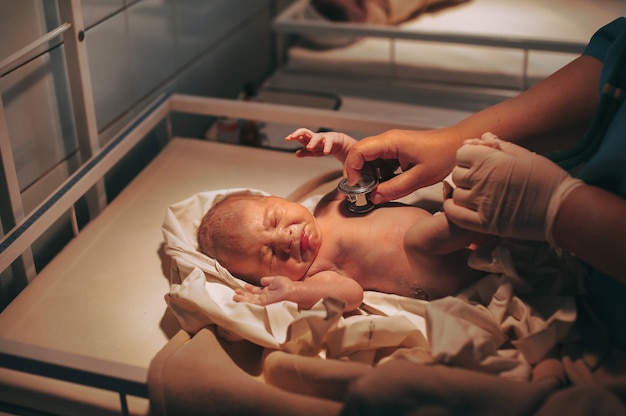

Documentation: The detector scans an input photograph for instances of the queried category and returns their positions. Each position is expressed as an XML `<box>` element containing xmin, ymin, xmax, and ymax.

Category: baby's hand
<box><xmin>233</xmin><ymin>276</ymin><xmax>293</xmax><ymax>306</ymax></box>
<box><xmin>285</xmin><ymin>128</ymin><xmax>354</xmax><ymax>159</ymax></box>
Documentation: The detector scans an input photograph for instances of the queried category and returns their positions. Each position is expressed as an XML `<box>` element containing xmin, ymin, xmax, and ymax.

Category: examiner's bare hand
<box><xmin>344</xmin><ymin>129</ymin><xmax>460</xmax><ymax>204</ymax></box>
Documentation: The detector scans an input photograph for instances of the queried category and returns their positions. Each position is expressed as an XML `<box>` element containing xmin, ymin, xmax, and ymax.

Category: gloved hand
<box><xmin>443</xmin><ymin>133</ymin><xmax>583</xmax><ymax>245</ymax></box>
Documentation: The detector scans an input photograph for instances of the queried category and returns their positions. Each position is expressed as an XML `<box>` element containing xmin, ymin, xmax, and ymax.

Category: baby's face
<box><xmin>231</xmin><ymin>196</ymin><xmax>321</xmax><ymax>281</ymax></box>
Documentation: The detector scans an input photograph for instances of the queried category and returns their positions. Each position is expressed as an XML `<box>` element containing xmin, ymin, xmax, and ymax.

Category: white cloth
<box><xmin>162</xmin><ymin>188</ymin><xmax>586</xmax><ymax>379</ymax></box>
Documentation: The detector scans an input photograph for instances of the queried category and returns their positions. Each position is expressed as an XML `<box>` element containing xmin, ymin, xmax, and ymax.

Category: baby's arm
<box><xmin>233</xmin><ymin>271</ymin><xmax>364</xmax><ymax>311</ymax></box>
<box><xmin>407</xmin><ymin>167</ymin><xmax>488</xmax><ymax>255</ymax></box>
<box><xmin>404</xmin><ymin>212</ymin><xmax>478</xmax><ymax>256</ymax></box>
<box><xmin>285</xmin><ymin>128</ymin><xmax>357</xmax><ymax>164</ymax></box>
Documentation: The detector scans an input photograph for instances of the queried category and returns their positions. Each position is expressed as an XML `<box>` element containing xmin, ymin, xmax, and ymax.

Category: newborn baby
<box><xmin>197</xmin><ymin>129</ymin><xmax>485</xmax><ymax>311</ymax></box>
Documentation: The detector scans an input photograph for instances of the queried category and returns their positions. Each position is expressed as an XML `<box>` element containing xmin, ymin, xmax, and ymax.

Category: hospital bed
<box><xmin>0</xmin><ymin>92</ymin><xmax>605</xmax><ymax>416</ymax></box>
<box><xmin>2</xmin><ymin>3</ymin><xmax>625</xmax><ymax>416</ymax></box>
<box><xmin>270</xmin><ymin>0</ymin><xmax>626</xmax><ymax>110</ymax></box>
<box><xmin>0</xmin><ymin>95</ymin><xmax>620</xmax><ymax>416</ymax></box>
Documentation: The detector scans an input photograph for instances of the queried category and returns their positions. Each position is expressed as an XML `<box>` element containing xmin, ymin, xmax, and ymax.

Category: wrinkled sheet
<box><xmin>163</xmin><ymin>188</ymin><xmax>586</xmax><ymax>380</ymax></box>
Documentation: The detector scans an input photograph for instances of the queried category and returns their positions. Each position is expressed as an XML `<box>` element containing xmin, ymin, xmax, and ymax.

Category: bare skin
<box><xmin>343</xmin><ymin>55</ymin><xmax>601</xmax><ymax>203</ymax></box>
<box><xmin>202</xmin><ymin>129</ymin><xmax>485</xmax><ymax>311</ymax></box>
<box><xmin>226</xmin><ymin>190</ymin><xmax>483</xmax><ymax>311</ymax></box>
<box><xmin>341</xmin><ymin>54</ymin><xmax>626</xmax><ymax>282</ymax></box>
<box><xmin>311</xmin><ymin>191</ymin><xmax>484</xmax><ymax>300</ymax></box>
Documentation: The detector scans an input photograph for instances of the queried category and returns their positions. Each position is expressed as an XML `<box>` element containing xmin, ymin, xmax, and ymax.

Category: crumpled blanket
<box><xmin>163</xmin><ymin>188</ymin><xmax>587</xmax><ymax>380</ymax></box>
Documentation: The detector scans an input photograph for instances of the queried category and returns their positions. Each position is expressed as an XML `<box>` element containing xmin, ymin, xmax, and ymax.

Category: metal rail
<box><xmin>273</xmin><ymin>0</ymin><xmax>586</xmax><ymax>54</ymax></box>
<box><xmin>0</xmin><ymin>94</ymin><xmax>171</xmax><ymax>274</ymax></box>
<box><xmin>0</xmin><ymin>22</ymin><xmax>72</xmax><ymax>77</ymax></box>
<box><xmin>272</xmin><ymin>0</ymin><xmax>587</xmax><ymax>91</ymax></box>
<box><xmin>0</xmin><ymin>338</ymin><xmax>148</xmax><ymax>416</ymax></box>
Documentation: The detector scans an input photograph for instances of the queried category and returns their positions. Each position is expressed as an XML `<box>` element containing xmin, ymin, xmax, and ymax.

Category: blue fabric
<box><xmin>580</xmin><ymin>17</ymin><xmax>626</xmax><ymax>196</ymax></box>
<box><xmin>579</xmin><ymin>17</ymin><xmax>626</xmax><ymax>350</ymax></box>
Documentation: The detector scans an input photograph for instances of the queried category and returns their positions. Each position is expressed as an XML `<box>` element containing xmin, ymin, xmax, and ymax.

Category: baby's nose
<box><xmin>277</xmin><ymin>227</ymin><xmax>293</xmax><ymax>253</ymax></box>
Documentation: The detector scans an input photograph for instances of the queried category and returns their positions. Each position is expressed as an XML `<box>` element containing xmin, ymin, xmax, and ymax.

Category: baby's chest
<box><xmin>337</xmin><ymin>236</ymin><xmax>411</xmax><ymax>280</ymax></box>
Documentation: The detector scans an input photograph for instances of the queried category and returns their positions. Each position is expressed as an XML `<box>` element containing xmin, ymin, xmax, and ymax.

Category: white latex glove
<box><xmin>444</xmin><ymin>133</ymin><xmax>583</xmax><ymax>245</ymax></box>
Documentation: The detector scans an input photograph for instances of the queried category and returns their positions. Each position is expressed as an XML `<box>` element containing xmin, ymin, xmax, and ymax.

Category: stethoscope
<box><xmin>546</xmin><ymin>29</ymin><xmax>626</xmax><ymax>170</ymax></box>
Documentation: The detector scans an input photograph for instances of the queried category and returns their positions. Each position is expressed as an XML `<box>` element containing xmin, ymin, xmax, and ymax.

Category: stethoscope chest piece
<box><xmin>337</xmin><ymin>175</ymin><xmax>378</xmax><ymax>213</ymax></box>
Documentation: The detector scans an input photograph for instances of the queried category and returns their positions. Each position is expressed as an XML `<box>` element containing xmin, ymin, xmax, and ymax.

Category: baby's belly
<box><xmin>355</xmin><ymin>258</ymin><xmax>423</xmax><ymax>298</ymax></box>
<box><xmin>358</xmin><ymin>250</ymin><xmax>482</xmax><ymax>300</ymax></box>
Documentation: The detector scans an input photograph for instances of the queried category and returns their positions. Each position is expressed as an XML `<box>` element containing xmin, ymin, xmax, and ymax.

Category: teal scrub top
<box><xmin>579</xmin><ymin>17</ymin><xmax>626</xmax><ymax>350</ymax></box>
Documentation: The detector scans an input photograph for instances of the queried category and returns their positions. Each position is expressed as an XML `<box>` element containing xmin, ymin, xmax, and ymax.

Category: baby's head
<box><xmin>197</xmin><ymin>193</ymin><xmax>258</xmax><ymax>278</ymax></box>
<box><xmin>197</xmin><ymin>193</ymin><xmax>321</xmax><ymax>284</ymax></box>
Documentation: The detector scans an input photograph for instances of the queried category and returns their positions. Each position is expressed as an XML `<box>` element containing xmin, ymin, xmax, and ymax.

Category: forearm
<box><xmin>334</xmin><ymin>132</ymin><xmax>358</xmax><ymax>164</ymax></box>
<box><xmin>553</xmin><ymin>185</ymin><xmax>626</xmax><ymax>284</ymax></box>
<box><xmin>363</xmin><ymin>57</ymin><xmax>602</xmax><ymax>188</ymax></box>
<box><xmin>344</xmin><ymin>55</ymin><xmax>604</xmax><ymax>203</ymax></box>
<box><xmin>291</xmin><ymin>275</ymin><xmax>363</xmax><ymax>311</ymax></box>
<box><xmin>451</xmin><ymin>55</ymin><xmax>602</xmax><ymax>151</ymax></box>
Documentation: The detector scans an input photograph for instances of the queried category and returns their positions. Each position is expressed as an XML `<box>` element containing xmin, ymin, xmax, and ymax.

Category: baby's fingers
<box><xmin>243</xmin><ymin>283</ymin><xmax>262</xmax><ymax>293</ymax></box>
<box><xmin>305</xmin><ymin>134</ymin><xmax>327</xmax><ymax>152</ymax></box>
<box><xmin>233</xmin><ymin>288</ymin><xmax>248</xmax><ymax>302</ymax></box>
<box><xmin>233</xmin><ymin>287</ymin><xmax>262</xmax><ymax>304</ymax></box>
<box><xmin>294</xmin><ymin>136</ymin><xmax>327</xmax><ymax>157</ymax></box>
<box><xmin>233</xmin><ymin>291</ymin><xmax>245</xmax><ymax>302</ymax></box>
<box><xmin>285</xmin><ymin>128</ymin><xmax>314</xmax><ymax>143</ymax></box>
<box><xmin>322</xmin><ymin>136</ymin><xmax>335</xmax><ymax>155</ymax></box>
